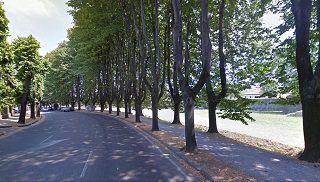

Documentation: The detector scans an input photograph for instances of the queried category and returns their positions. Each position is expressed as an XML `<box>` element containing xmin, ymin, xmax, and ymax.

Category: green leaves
<box><xmin>12</xmin><ymin>36</ymin><xmax>41</xmax><ymax>79</ymax></box>
<box><xmin>218</xmin><ymin>97</ymin><xmax>256</xmax><ymax>125</ymax></box>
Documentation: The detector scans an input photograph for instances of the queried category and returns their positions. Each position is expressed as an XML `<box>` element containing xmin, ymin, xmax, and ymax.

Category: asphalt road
<box><xmin>0</xmin><ymin>111</ymin><xmax>195</xmax><ymax>181</ymax></box>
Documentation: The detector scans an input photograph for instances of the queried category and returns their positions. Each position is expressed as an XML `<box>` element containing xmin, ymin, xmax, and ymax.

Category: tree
<box><xmin>205</xmin><ymin>0</ymin><xmax>227</xmax><ymax>133</ymax></box>
<box><xmin>290</xmin><ymin>0</ymin><xmax>320</xmax><ymax>162</ymax></box>
<box><xmin>12</xmin><ymin>36</ymin><xmax>42</xmax><ymax>124</ymax></box>
<box><xmin>172</xmin><ymin>0</ymin><xmax>211</xmax><ymax>152</ymax></box>
<box><xmin>0</xmin><ymin>2</ymin><xmax>15</xmax><ymax>114</ymax></box>
<box><xmin>166</xmin><ymin>4</ymin><xmax>182</xmax><ymax>125</ymax></box>
<box><xmin>140</xmin><ymin>0</ymin><xmax>167</xmax><ymax>131</ymax></box>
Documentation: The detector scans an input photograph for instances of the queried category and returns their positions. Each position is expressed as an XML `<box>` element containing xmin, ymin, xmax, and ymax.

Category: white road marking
<box><xmin>40</xmin><ymin>135</ymin><xmax>53</xmax><ymax>144</ymax></box>
<box><xmin>80</xmin><ymin>151</ymin><xmax>93</xmax><ymax>178</ymax></box>
<box><xmin>2</xmin><ymin>138</ymin><xmax>67</xmax><ymax>162</ymax></box>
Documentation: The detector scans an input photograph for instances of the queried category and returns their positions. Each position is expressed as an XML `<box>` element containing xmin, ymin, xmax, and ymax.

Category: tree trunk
<box><xmin>184</xmin><ymin>96</ymin><xmax>197</xmax><ymax>152</ymax></box>
<box><xmin>116</xmin><ymin>102</ymin><xmax>120</xmax><ymax>116</ymax></box>
<box><xmin>291</xmin><ymin>0</ymin><xmax>320</xmax><ymax>162</ymax></box>
<box><xmin>78</xmin><ymin>101</ymin><xmax>81</xmax><ymax>110</ymax></box>
<box><xmin>172</xmin><ymin>98</ymin><xmax>181</xmax><ymax>124</ymax></box>
<box><xmin>124</xmin><ymin>101</ymin><xmax>129</xmax><ymax>118</ymax></box>
<box><xmin>172</xmin><ymin>0</ymin><xmax>210</xmax><ymax>153</ymax></box>
<box><xmin>77</xmin><ymin>76</ymin><xmax>81</xmax><ymax>110</ymax></box>
<box><xmin>30</xmin><ymin>101</ymin><xmax>35</xmax><ymax>119</ymax></box>
<box><xmin>1</xmin><ymin>107</ymin><xmax>9</xmax><ymax>119</ymax></box>
<box><xmin>128</xmin><ymin>103</ymin><xmax>132</xmax><ymax>114</ymax></box>
<box><xmin>36</xmin><ymin>102</ymin><xmax>41</xmax><ymax>117</ymax></box>
<box><xmin>9</xmin><ymin>106</ymin><xmax>13</xmax><ymax>117</ymax></box>
<box><xmin>135</xmin><ymin>101</ymin><xmax>141</xmax><ymax>123</ymax></box>
<box><xmin>100</xmin><ymin>101</ymin><xmax>105</xmax><ymax>112</ymax></box>
<box><xmin>19</xmin><ymin>77</ymin><xmax>32</xmax><ymax>124</ymax></box>
<box><xmin>151</xmin><ymin>94</ymin><xmax>159</xmax><ymax>131</ymax></box>
<box><xmin>207</xmin><ymin>101</ymin><xmax>218</xmax><ymax>133</ymax></box>
<box><xmin>71</xmin><ymin>102</ymin><xmax>75</xmax><ymax>110</ymax></box>
<box><xmin>138</xmin><ymin>104</ymin><xmax>144</xmax><ymax>116</ymax></box>
<box><xmin>108</xmin><ymin>102</ymin><xmax>112</xmax><ymax>114</ymax></box>
<box><xmin>299</xmin><ymin>101</ymin><xmax>320</xmax><ymax>162</ymax></box>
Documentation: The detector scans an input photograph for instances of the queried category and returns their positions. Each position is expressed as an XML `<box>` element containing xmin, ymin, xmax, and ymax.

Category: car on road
<box><xmin>13</xmin><ymin>107</ymin><xmax>20</xmax><ymax>113</ymax></box>
<box><xmin>60</xmin><ymin>107</ymin><xmax>71</xmax><ymax>112</ymax></box>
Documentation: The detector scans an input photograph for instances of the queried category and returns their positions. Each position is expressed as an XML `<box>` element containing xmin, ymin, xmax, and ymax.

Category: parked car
<box><xmin>41</xmin><ymin>107</ymin><xmax>49</xmax><ymax>112</ymax></box>
<box><xmin>13</xmin><ymin>107</ymin><xmax>20</xmax><ymax>113</ymax></box>
<box><xmin>60</xmin><ymin>107</ymin><xmax>71</xmax><ymax>112</ymax></box>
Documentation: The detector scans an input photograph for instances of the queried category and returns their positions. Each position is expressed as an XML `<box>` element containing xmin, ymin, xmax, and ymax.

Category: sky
<box><xmin>1</xmin><ymin>0</ymin><xmax>282</xmax><ymax>56</ymax></box>
<box><xmin>2</xmin><ymin>0</ymin><xmax>73</xmax><ymax>56</ymax></box>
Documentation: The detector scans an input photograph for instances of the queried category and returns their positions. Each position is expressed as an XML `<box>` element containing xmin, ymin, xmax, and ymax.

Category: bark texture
<box><xmin>206</xmin><ymin>0</ymin><xmax>227</xmax><ymax>133</ymax></box>
<box><xmin>291</xmin><ymin>0</ymin><xmax>320</xmax><ymax>162</ymax></box>
<box><xmin>19</xmin><ymin>75</ymin><xmax>32</xmax><ymax>124</ymax></box>
<box><xmin>172</xmin><ymin>0</ymin><xmax>210</xmax><ymax>152</ymax></box>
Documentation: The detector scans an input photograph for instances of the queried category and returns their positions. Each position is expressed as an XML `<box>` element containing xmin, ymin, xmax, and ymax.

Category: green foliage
<box><xmin>0</xmin><ymin>2</ymin><xmax>9</xmax><ymax>43</ymax></box>
<box><xmin>0</xmin><ymin>2</ymin><xmax>15</xmax><ymax>108</ymax></box>
<box><xmin>43</xmin><ymin>41</ymin><xmax>75</xmax><ymax>104</ymax></box>
<box><xmin>12</xmin><ymin>36</ymin><xmax>41</xmax><ymax>79</ymax></box>
<box><xmin>218</xmin><ymin>97</ymin><xmax>256</xmax><ymax>125</ymax></box>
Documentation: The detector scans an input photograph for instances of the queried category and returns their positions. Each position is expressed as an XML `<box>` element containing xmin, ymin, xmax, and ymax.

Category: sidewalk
<box><xmin>92</xmin><ymin>110</ymin><xmax>320</xmax><ymax>181</ymax></box>
<box><xmin>0</xmin><ymin>113</ymin><xmax>42</xmax><ymax>136</ymax></box>
<box><xmin>139</xmin><ymin>116</ymin><xmax>320</xmax><ymax>181</ymax></box>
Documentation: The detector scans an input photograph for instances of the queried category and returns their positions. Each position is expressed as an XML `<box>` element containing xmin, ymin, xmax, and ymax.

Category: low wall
<box><xmin>250</xmin><ymin>99</ymin><xmax>301</xmax><ymax>114</ymax></box>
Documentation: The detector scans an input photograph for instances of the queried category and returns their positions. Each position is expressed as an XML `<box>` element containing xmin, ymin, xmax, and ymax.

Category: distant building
<box><xmin>241</xmin><ymin>86</ymin><xmax>263</xmax><ymax>99</ymax></box>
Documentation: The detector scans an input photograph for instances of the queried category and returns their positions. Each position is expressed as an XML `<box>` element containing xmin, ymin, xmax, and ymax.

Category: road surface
<box><xmin>0</xmin><ymin>111</ymin><xmax>194</xmax><ymax>181</ymax></box>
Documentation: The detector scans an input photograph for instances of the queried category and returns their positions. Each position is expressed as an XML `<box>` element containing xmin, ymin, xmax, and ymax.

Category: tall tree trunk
<box><xmin>19</xmin><ymin>76</ymin><xmax>32</xmax><ymax>124</ymax></box>
<box><xmin>205</xmin><ymin>0</ymin><xmax>227</xmax><ymax>133</ymax></box>
<box><xmin>172</xmin><ymin>0</ymin><xmax>211</xmax><ymax>153</ymax></box>
<box><xmin>166</xmin><ymin>7</ymin><xmax>181</xmax><ymax>125</ymax></box>
<box><xmin>140</xmin><ymin>0</ymin><xmax>166</xmax><ymax>131</ymax></box>
<box><xmin>291</xmin><ymin>0</ymin><xmax>320</xmax><ymax>162</ymax></box>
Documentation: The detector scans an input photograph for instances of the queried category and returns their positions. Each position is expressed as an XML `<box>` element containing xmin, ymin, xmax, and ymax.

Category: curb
<box><xmin>0</xmin><ymin>116</ymin><xmax>44</xmax><ymax>139</ymax></box>
<box><xmin>0</xmin><ymin>117</ymin><xmax>42</xmax><ymax>128</ymax></box>
<box><xmin>92</xmin><ymin>112</ymin><xmax>215</xmax><ymax>182</ymax></box>
<box><xmin>0</xmin><ymin>125</ymin><xmax>12</xmax><ymax>128</ymax></box>
<box><xmin>17</xmin><ymin>116</ymin><xmax>43</xmax><ymax>127</ymax></box>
